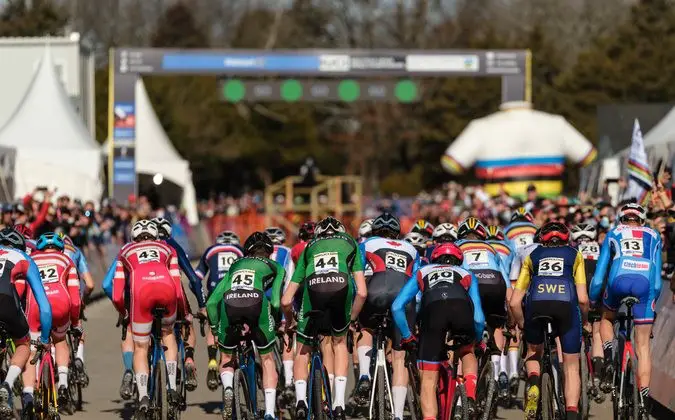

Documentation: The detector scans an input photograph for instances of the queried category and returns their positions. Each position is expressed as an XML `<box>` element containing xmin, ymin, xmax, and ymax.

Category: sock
<box><xmin>166</xmin><ymin>361</ymin><xmax>177</xmax><ymax>390</ymax></box>
<box><xmin>207</xmin><ymin>345</ymin><xmax>218</xmax><ymax>362</ymax></box>
<box><xmin>464</xmin><ymin>374</ymin><xmax>477</xmax><ymax>399</ymax></box>
<box><xmin>508</xmin><ymin>349</ymin><xmax>520</xmax><ymax>379</ymax></box>
<box><xmin>491</xmin><ymin>355</ymin><xmax>501</xmax><ymax>381</ymax></box>
<box><xmin>527</xmin><ymin>373</ymin><xmax>540</xmax><ymax>389</ymax></box>
<box><xmin>295</xmin><ymin>379</ymin><xmax>307</xmax><ymax>406</ymax></box>
<box><xmin>602</xmin><ymin>341</ymin><xmax>613</xmax><ymax>362</ymax></box>
<box><xmin>592</xmin><ymin>357</ymin><xmax>604</xmax><ymax>377</ymax></box>
<box><xmin>122</xmin><ymin>351</ymin><xmax>133</xmax><ymax>371</ymax></box>
<box><xmin>136</xmin><ymin>372</ymin><xmax>148</xmax><ymax>399</ymax></box>
<box><xmin>22</xmin><ymin>387</ymin><xmax>33</xmax><ymax>396</ymax></box>
<box><xmin>329</xmin><ymin>373</ymin><xmax>335</xmax><ymax>394</ymax></box>
<box><xmin>566</xmin><ymin>406</ymin><xmax>578</xmax><ymax>420</ymax></box>
<box><xmin>220</xmin><ymin>371</ymin><xmax>233</xmax><ymax>389</ymax></box>
<box><xmin>500</xmin><ymin>354</ymin><xmax>508</xmax><ymax>377</ymax></box>
<box><xmin>264</xmin><ymin>388</ymin><xmax>276</xmax><ymax>416</ymax></box>
<box><xmin>76</xmin><ymin>342</ymin><xmax>85</xmax><ymax>363</ymax></box>
<box><xmin>566</xmin><ymin>406</ymin><xmax>578</xmax><ymax>412</ymax></box>
<box><xmin>4</xmin><ymin>365</ymin><xmax>21</xmax><ymax>387</ymax></box>
<box><xmin>333</xmin><ymin>376</ymin><xmax>347</xmax><ymax>409</ymax></box>
<box><xmin>640</xmin><ymin>386</ymin><xmax>650</xmax><ymax>399</ymax></box>
<box><xmin>283</xmin><ymin>360</ymin><xmax>294</xmax><ymax>386</ymax></box>
<box><xmin>392</xmin><ymin>385</ymin><xmax>407</xmax><ymax>418</ymax></box>
<box><xmin>357</xmin><ymin>346</ymin><xmax>371</xmax><ymax>379</ymax></box>
<box><xmin>57</xmin><ymin>366</ymin><xmax>68</xmax><ymax>389</ymax></box>
<box><xmin>185</xmin><ymin>347</ymin><xmax>194</xmax><ymax>362</ymax></box>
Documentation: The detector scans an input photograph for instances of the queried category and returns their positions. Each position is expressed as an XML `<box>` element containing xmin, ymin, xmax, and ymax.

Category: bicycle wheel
<box><xmin>541</xmin><ymin>372</ymin><xmax>555</xmax><ymax>420</ymax></box>
<box><xmin>39</xmin><ymin>359</ymin><xmax>55</xmax><ymax>420</ymax></box>
<box><xmin>233</xmin><ymin>368</ymin><xmax>251</xmax><ymax>420</ymax></box>
<box><xmin>67</xmin><ymin>367</ymin><xmax>82</xmax><ymax>412</ymax></box>
<box><xmin>477</xmin><ymin>361</ymin><xmax>496</xmax><ymax>420</ymax></box>
<box><xmin>406</xmin><ymin>364</ymin><xmax>421</xmax><ymax>420</ymax></box>
<box><xmin>450</xmin><ymin>383</ymin><xmax>469</xmax><ymax>420</ymax></box>
<box><xmin>631</xmin><ymin>357</ymin><xmax>648</xmax><ymax>420</ymax></box>
<box><xmin>580</xmin><ymin>345</ymin><xmax>590</xmax><ymax>420</ymax></box>
<box><xmin>310</xmin><ymin>363</ymin><xmax>328</xmax><ymax>420</ymax></box>
<box><xmin>153</xmin><ymin>358</ymin><xmax>169</xmax><ymax>420</ymax></box>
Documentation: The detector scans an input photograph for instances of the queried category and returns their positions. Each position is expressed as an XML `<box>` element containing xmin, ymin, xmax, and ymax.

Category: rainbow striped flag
<box><xmin>624</xmin><ymin>119</ymin><xmax>653</xmax><ymax>205</ymax></box>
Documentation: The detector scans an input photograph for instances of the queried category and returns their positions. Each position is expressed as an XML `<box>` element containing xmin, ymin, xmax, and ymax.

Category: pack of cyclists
<box><xmin>0</xmin><ymin>199</ymin><xmax>664</xmax><ymax>420</ymax></box>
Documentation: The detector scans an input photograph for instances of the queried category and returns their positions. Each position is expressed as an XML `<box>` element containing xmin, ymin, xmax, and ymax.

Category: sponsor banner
<box><xmin>621</xmin><ymin>259</ymin><xmax>650</xmax><ymax>271</ymax></box>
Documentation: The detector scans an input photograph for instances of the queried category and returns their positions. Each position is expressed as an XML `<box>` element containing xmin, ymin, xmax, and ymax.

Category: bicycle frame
<box><xmin>306</xmin><ymin>338</ymin><xmax>333</xmax><ymax>420</ymax></box>
<box><xmin>35</xmin><ymin>344</ymin><xmax>58</xmax><ymax>416</ymax></box>
<box><xmin>237</xmin><ymin>339</ymin><xmax>258</xmax><ymax>415</ymax></box>
<box><xmin>368</xmin><ymin>315</ymin><xmax>394</xmax><ymax>419</ymax></box>
<box><xmin>615</xmin><ymin>299</ymin><xmax>637</xmax><ymax>414</ymax></box>
<box><xmin>174</xmin><ymin>321</ymin><xmax>188</xmax><ymax>411</ymax></box>
<box><xmin>539</xmin><ymin>319</ymin><xmax>566</xmax><ymax>418</ymax></box>
<box><xmin>438</xmin><ymin>335</ymin><xmax>473</xmax><ymax>420</ymax></box>
<box><xmin>147</xmin><ymin>312</ymin><xmax>168</xmax><ymax>405</ymax></box>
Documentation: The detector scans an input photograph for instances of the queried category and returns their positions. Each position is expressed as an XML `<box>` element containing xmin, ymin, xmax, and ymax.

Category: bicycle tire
<box><xmin>541</xmin><ymin>372</ymin><xmax>555</xmax><ymax>420</ymax></box>
<box><xmin>376</xmin><ymin>367</ymin><xmax>387</xmax><ymax>420</ymax></box>
<box><xmin>450</xmin><ymin>383</ymin><xmax>468</xmax><ymax>420</ymax></box>
<box><xmin>580</xmin><ymin>342</ymin><xmax>590</xmax><ymax>420</ymax></box>
<box><xmin>39</xmin><ymin>358</ymin><xmax>54</xmax><ymax>420</ymax></box>
<box><xmin>311</xmin><ymin>363</ymin><xmax>328</xmax><ymax>420</ymax></box>
<box><xmin>153</xmin><ymin>357</ymin><xmax>169</xmax><ymax>420</ymax></box>
<box><xmin>477</xmin><ymin>360</ymin><xmax>495</xmax><ymax>420</ymax></box>
<box><xmin>233</xmin><ymin>368</ymin><xmax>250</xmax><ymax>420</ymax></box>
<box><xmin>631</xmin><ymin>356</ymin><xmax>647</xmax><ymax>420</ymax></box>
<box><xmin>406</xmin><ymin>364</ymin><xmax>421</xmax><ymax>420</ymax></box>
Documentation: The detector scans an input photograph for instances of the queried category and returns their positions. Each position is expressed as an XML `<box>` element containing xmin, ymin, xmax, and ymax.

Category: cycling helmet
<box><xmin>315</xmin><ymin>216</ymin><xmax>345</xmax><ymax>237</ymax></box>
<box><xmin>243</xmin><ymin>231</ymin><xmax>274</xmax><ymax>256</ymax></box>
<box><xmin>410</xmin><ymin>219</ymin><xmax>435</xmax><ymax>238</ymax></box>
<box><xmin>486</xmin><ymin>225</ymin><xmax>505</xmax><ymax>241</ymax></box>
<box><xmin>511</xmin><ymin>207</ymin><xmax>534</xmax><ymax>223</ymax></box>
<box><xmin>431</xmin><ymin>243</ymin><xmax>464</xmax><ymax>265</ymax></box>
<box><xmin>571</xmin><ymin>223</ymin><xmax>597</xmax><ymax>242</ymax></box>
<box><xmin>538</xmin><ymin>221</ymin><xmax>570</xmax><ymax>245</ymax></box>
<box><xmin>457</xmin><ymin>217</ymin><xmax>488</xmax><ymax>240</ymax></box>
<box><xmin>403</xmin><ymin>232</ymin><xmax>427</xmax><ymax>249</ymax></box>
<box><xmin>371</xmin><ymin>212</ymin><xmax>401</xmax><ymax>237</ymax></box>
<box><xmin>618</xmin><ymin>203</ymin><xmax>646</xmax><ymax>225</ymax></box>
<box><xmin>298</xmin><ymin>222</ymin><xmax>316</xmax><ymax>242</ymax></box>
<box><xmin>216</xmin><ymin>230</ymin><xmax>240</xmax><ymax>245</ymax></box>
<box><xmin>13</xmin><ymin>224</ymin><xmax>34</xmax><ymax>240</ymax></box>
<box><xmin>432</xmin><ymin>223</ymin><xmax>458</xmax><ymax>243</ymax></box>
<box><xmin>36</xmin><ymin>232</ymin><xmax>65</xmax><ymax>251</ymax></box>
<box><xmin>153</xmin><ymin>217</ymin><xmax>172</xmax><ymax>239</ymax></box>
<box><xmin>0</xmin><ymin>227</ymin><xmax>26</xmax><ymax>251</ymax></box>
<box><xmin>264</xmin><ymin>227</ymin><xmax>286</xmax><ymax>245</ymax></box>
<box><xmin>131</xmin><ymin>220</ymin><xmax>159</xmax><ymax>241</ymax></box>
<box><xmin>358</xmin><ymin>219</ymin><xmax>374</xmax><ymax>239</ymax></box>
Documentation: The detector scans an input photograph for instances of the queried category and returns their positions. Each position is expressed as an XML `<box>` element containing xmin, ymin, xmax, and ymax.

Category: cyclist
<box><xmin>0</xmin><ymin>227</ymin><xmax>52</xmax><ymax>418</ymax></box>
<box><xmin>391</xmin><ymin>242</ymin><xmax>484</xmax><ymax>419</ymax></box>
<box><xmin>108</xmin><ymin>220</ymin><xmax>188</xmax><ymax>416</ymax></box>
<box><xmin>358</xmin><ymin>219</ymin><xmax>374</xmax><ymax>244</ymax></box>
<box><xmin>504</xmin><ymin>207</ymin><xmax>537</xmax><ymax>253</ymax></box>
<box><xmin>355</xmin><ymin>212</ymin><xmax>420</xmax><ymax>420</ymax></box>
<box><xmin>291</xmin><ymin>222</ymin><xmax>316</xmax><ymax>264</ymax></box>
<box><xmin>153</xmin><ymin>217</ymin><xmax>204</xmax><ymax>391</ymax></box>
<box><xmin>409</xmin><ymin>219</ymin><xmax>435</xmax><ymax>241</ymax></box>
<box><xmin>590</xmin><ymin>203</ymin><xmax>662</xmax><ymax>406</ymax></box>
<box><xmin>571</xmin><ymin>222</ymin><xmax>604</xmax><ymax>385</ymax></box>
<box><xmin>13</xmin><ymin>224</ymin><xmax>36</xmax><ymax>254</ymax></box>
<box><xmin>486</xmin><ymin>225</ymin><xmax>514</xmax><ymax>271</ymax></box>
<box><xmin>24</xmin><ymin>232</ymin><xmax>81</xmax><ymax>411</ymax></box>
<box><xmin>281</xmin><ymin>216</ymin><xmax>368</xmax><ymax>420</ymax></box>
<box><xmin>428</xmin><ymin>222</ymin><xmax>458</xmax><ymax>261</ymax></box>
<box><xmin>195</xmin><ymin>230</ymin><xmax>244</xmax><ymax>391</ymax></box>
<box><xmin>206</xmin><ymin>232</ymin><xmax>285</xmax><ymax>420</ymax></box>
<box><xmin>509</xmin><ymin>221</ymin><xmax>589</xmax><ymax>420</ymax></box>
<box><xmin>404</xmin><ymin>232</ymin><xmax>429</xmax><ymax>265</ymax></box>
<box><xmin>455</xmin><ymin>217</ymin><xmax>512</xmax><ymax>397</ymax></box>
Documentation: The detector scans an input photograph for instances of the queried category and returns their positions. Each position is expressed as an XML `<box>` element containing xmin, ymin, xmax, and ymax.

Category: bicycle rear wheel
<box><xmin>153</xmin><ymin>358</ymin><xmax>169</xmax><ymax>420</ymax></box>
<box><xmin>450</xmin><ymin>383</ymin><xmax>468</xmax><ymax>420</ymax></box>
<box><xmin>580</xmin><ymin>345</ymin><xmax>590</xmax><ymax>420</ymax></box>
<box><xmin>233</xmin><ymin>368</ymin><xmax>251</xmax><ymax>420</ymax></box>
<box><xmin>38</xmin><ymin>359</ymin><xmax>55</xmax><ymax>420</ymax></box>
<box><xmin>406</xmin><ymin>364</ymin><xmax>421</xmax><ymax>420</ymax></box>
<box><xmin>310</xmin><ymin>363</ymin><xmax>328</xmax><ymax>420</ymax></box>
<box><xmin>631</xmin><ymin>357</ymin><xmax>647</xmax><ymax>420</ymax></box>
<box><xmin>477</xmin><ymin>359</ymin><xmax>496</xmax><ymax>420</ymax></box>
<box><xmin>541</xmin><ymin>372</ymin><xmax>555</xmax><ymax>420</ymax></box>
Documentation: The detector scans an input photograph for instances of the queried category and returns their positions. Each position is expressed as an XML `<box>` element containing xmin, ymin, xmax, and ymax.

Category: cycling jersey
<box><xmin>516</xmin><ymin>245</ymin><xmax>585</xmax><ymax>353</ymax></box>
<box><xmin>575</xmin><ymin>241</ymin><xmax>600</xmax><ymax>290</ymax></box>
<box><xmin>291</xmin><ymin>232</ymin><xmax>364</xmax><ymax>343</ymax></box>
<box><xmin>29</xmin><ymin>251</ymin><xmax>80</xmax><ymax>341</ymax></box>
<box><xmin>195</xmin><ymin>243</ymin><xmax>244</xmax><ymax>296</ymax></box>
<box><xmin>206</xmin><ymin>257</ymin><xmax>284</xmax><ymax>354</ymax></box>
<box><xmin>510</xmin><ymin>242</ymin><xmax>540</xmax><ymax>281</ymax></box>
<box><xmin>590</xmin><ymin>225</ymin><xmax>662</xmax><ymax>324</ymax></box>
<box><xmin>0</xmin><ymin>246</ymin><xmax>52</xmax><ymax>344</ymax></box>
<box><xmin>291</xmin><ymin>241</ymin><xmax>308</xmax><ymax>265</ymax></box>
<box><xmin>504</xmin><ymin>221</ymin><xmax>537</xmax><ymax>253</ymax></box>
<box><xmin>271</xmin><ymin>244</ymin><xmax>295</xmax><ymax>288</ymax></box>
<box><xmin>110</xmin><ymin>241</ymin><xmax>188</xmax><ymax>342</ymax></box>
<box><xmin>487</xmin><ymin>239</ymin><xmax>514</xmax><ymax>272</ymax></box>
<box><xmin>164</xmin><ymin>236</ymin><xmax>206</xmax><ymax>308</ymax></box>
<box><xmin>359</xmin><ymin>237</ymin><xmax>420</xmax><ymax>350</ymax></box>
<box><xmin>25</xmin><ymin>239</ymin><xmax>36</xmax><ymax>255</ymax></box>
<box><xmin>64</xmin><ymin>242</ymin><xmax>90</xmax><ymax>298</ymax></box>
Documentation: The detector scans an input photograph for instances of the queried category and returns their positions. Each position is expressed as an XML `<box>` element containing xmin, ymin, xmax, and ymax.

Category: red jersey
<box><xmin>29</xmin><ymin>251</ymin><xmax>80</xmax><ymax>327</ymax></box>
<box><xmin>291</xmin><ymin>241</ymin><xmax>308</xmax><ymax>265</ymax></box>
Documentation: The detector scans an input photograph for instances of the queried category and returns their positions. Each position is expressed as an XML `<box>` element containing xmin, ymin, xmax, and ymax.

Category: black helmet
<box><xmin>372</xmin><ymin>212</ymin><xmax>401</xmax><ymax>237</ymax></box>
<box><xmin>315</xmin><ymin>216</ymin><xmax>345</xmax><ymax>237</ymax></box>
<box><xmin>243</xmin><ymin>232</ymin><xmax>274</xmax><ymax>257</ymax></box>
<box><xmin>0</xmin><ymin>227</ymin><xmax>26</xmax><ymax>251</ymax></box>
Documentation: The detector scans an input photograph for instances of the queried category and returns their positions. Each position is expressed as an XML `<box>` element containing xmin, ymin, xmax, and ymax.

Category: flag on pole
<box><xmin>624</xmin><ymin>119</ymin><xmax>653</xmax><ymax>205</ymax></box>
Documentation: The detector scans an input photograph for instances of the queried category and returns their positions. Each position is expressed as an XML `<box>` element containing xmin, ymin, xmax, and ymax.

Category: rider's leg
<box><xmin>260</xmin><ymin>350</ymin><xmax>279</xmax><ymax>417</ymax></box>
<box><xmin>599</xmin><ymin>310</ymin><xmax>616</xmax><ymax>382</ymax></box>
<box><xmin>391</xmin><ymin>349</ymin><xmax>409</xmax><ymax>419</ymax></box>
<box><xmin>121</xmin><ymin>327</ymin><xmax>134</xmax><ymax>372</ymax></box>
<box><xmin>356</xmin><ymin>329</ymin><xmax>373</xmax><ymax>380</ymax></box>
<box><xmin>219</xmin><ymin>352</ymin><xmax>234</xmax><ymax>388</ymax></box>
<box><xmin>161</xmin><ymin>328</ymin><xmax>178</xmax><ymax>391</ymax></box>
<box><xmin>419</xmin><ymin>369</ymin><xmax>440</xmax><ymax>419</ymax></box>
<box><xmin>591</xmin><ymin>321</ymin><xmax>604</xmax><ymax>376</ymax></box>
<box><xmin>492</xmin><ymin>327</ymin><xmax>505</xmax><ymax>381</ymax></box>
<box><xmin>508</xmin><ymin>281</ymin><xmax>522</xmax><ymax>382</ymax></box>
<box><xmin>562</xmin><ymin>352</ymin><xmax>581</xmax><ymax>414</ymax></box>
<box><xmin>524</xmin><ymin>343</ymin><xmax>543</xmax><ymax>417</ymax></box>
<box><xmin>331</xmin><ymin>334</ymin><xmax>349</xmax><ymax>410</ymax></box>
<box><xmin>54</xmin><ymin>335</ymin><xmax>70</xmax><ymax>390</ymax></box>
<box><xmin>21</xmin><ymin>336</ymin><xmax>39</xmax><ymax>400</ymax></box>
<box><xmin>634</xmin><ymin>324</ymin><xmax>652</xmax><ymax>395</ymax></box>
<box><xmin>133</xmin><ymin>340</ymin><xmax>151</xmax><ymax>400</ymax></box>
<box><xmin>282</xmin><ymin>334</ymin><xmax>295</xmax><ymax>387</ymax></box>
<box><xmin>293</xmin><ymin>342</ymin><xmax>312</xmax><ymax>407</ymax></box>
<box><xmin>320</xmin><ymin>337</ymin><xmax>335</xmax><ymax>391</ymax></box>
<box><xmin>459</xmin><ymin>346</ymin><xmax>478</xmax><ymax>401</ymax></box>
<box><xmin>4</xmin><ymin>338</ymin><xmax>29</xmax><ymax>389</ymax></box>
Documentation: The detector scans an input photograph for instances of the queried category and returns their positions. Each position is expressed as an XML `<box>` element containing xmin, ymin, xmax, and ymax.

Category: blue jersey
<box><xmin>590</xmin><ymin>225</ymin><xmax>662</xmax><ymax>323</ymax></box>
<box><xmin>165</xmin><ymin>236</ymin><xmax>205</xmax><ymax>308</ymax></box>
<box><xmin>504</xmin><ymin>221</ymin><xmax>537</xmax><ymax>253</ymax></box>
<box><xmin>487</xmin><ymin>239</ymin><xmax>514</xmax><ymax>274</ymax></box>
<box><xmin>455</xmin><ymin>239</ymin><xmax>511</xmax><ymax>288</ymax></box>
<box><xmin>65</xmin><ymin>244</ymin><xmax>90</xmax><ymax>297</ymax></box>
<box><xmin>195</xmin><ymin>244</ymin><xmax>244</xmax><ymax>294</ymax></box>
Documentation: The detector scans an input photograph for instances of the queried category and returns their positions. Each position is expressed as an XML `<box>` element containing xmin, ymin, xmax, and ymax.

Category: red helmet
<box><xmin>431</xmin><ymin>243</ymin><xmax>464</xmax><ymax>265</ymax></box>
<box><xmin>298</xmin><ymin>221</ymin><xmax>316</xmax><ymax>242</ymax></box>
<box><xmin>13</xmin><ymin>224</ymin><xmax>33</xmax><ymax>240</ymax></box>
<box><xmin>538</xmin><ymin>221</ymin><xmax>570</xmax><ymax>244</ymax></box>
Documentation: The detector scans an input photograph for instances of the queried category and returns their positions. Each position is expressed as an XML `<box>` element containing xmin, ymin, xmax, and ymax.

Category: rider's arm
<box><xmin>391</xmin><ymin>271</ymin><xmax>420</xmax><ymax>340</ymax></box>
<box><xmin>194</xmin><ymin>248</ymin><xmax>209</xmax><ymax>281</ymax></box>
<box><xmin>510</xmin><ymin>255</ymin><xmax>533</xmax><ymax>328</ymax></box>
<box><xmin>590</xmin><ymin>234</ymin><xmax>612</xmax><ymax>304</ymax></box>
<box><xmin>66</xmin><ymin>265</ymin><xmax>81</xmax><ymax>326</ymax></box>
<box><xmin>652</xmin><ymin>234</ymin><xmax>664</xmax><ymax>299</ymax></box>
<box><xmin>206</xmin><ymin>272</ymin><xmax>229</xmax><ymax>332</ymax></box>
<box><xmin>25</xmin><ymin>258</ymin><xmax>52</xmax><ymax>344</ymax></box>
<box><xmin>282</xmin><ymin>248</ymin><xmax>307</xmax><ymax>311</ymax></box>
<box><xmin>573</xmin><ymin>251</ymin><xmax>589</xmax><ymax>322</ymax></box>
<box><xmin>349</xmin><ymin>243</ymin><xmax>367</xmax><ymax>320</ymax></box>
<box><xmin>111</xmin><ymin>260</ymin><xmax>128</xmax><ymax>314</ymax></box>
<box><xmin>271</xmin><ymin>265</ymin><xmax>286</xmax><ymax>312</ymax></box>
<box><xmin>497</xmin><ymin>252</ymin><xmax>511</xmax><ymax>289</ymax></box>
<box><xmin>467</xmin><ymin>272</ymin><xmax>485</xmax><ymax>342</ymax></box>
<box><xmin>102</xmin><ymin>256</ymin><xmax>119</xmax><ymax>300</ymax></box>
<box><xmin>166</xmin><ymin>236</ymin><xmax>205</xmax><ymax>308</ymax></box>
<box><xmin>169</xmin><ymin>250</ymin><xmax>188</xmax><ymax>319</ymax></box>
<box><xmin>509</xmin><ymin>249</ymin><xmax>522</xmax><ymax>282</ymax></box>
<box><xmin>75</xmin><ymin>247</ymin><xmax>95</xmax><ymax>295</ymax></box>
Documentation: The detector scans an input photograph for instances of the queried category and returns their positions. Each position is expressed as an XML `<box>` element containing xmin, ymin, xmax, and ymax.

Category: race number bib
<box><xmin>465</xmin><ymin>250</ymin><xmax>489</xmax><ymax>265</ymax></box>
<box><xmin>579</xmin><ymin>244</ymin><xmax>600</xmax><ymax>259</ymax></box>
<box><xmin>538</xmin><ymin>258</ymin><xmax>564</xmax><ymax>277</ymax></box>
<box><xmin>313</xmin><ymin>252</ymin><xmax>339</xmax><ymax>274</ymax></box>
<box><xmin>620</xmin><ymin>239</ymin><xmax>643</xmax><ymax>256</ymax></box>
<box><xmin>39</xmin><ymin>265</ymin><xmax>59</xmax><ymax>283</ymax></box>
<box><xmin>0</xmin><ymin>258</ymin><xmax>6</xmax><ymax>277</ymax></box>
<box><xmin>217</xmin><ymin>252</ymin><xmax>238</xmax><ymax>271</ymax></box>
<box><xmin>231</xmin><ymin>269</ymin><xmax>255</xmax><ymax>291</ymax></box>
<box><xmin>385</xmin><ymin>252</ymin><xmax>407</xmax><ymax>272</ymax></box>
<box><xmin>516</xmin><ymin>235</ymin><xmax>533</xmax><ymax>247</ymax></box>
<box><xmin>427</xmin><ymin>268</ymin><xmax>456</xmax><ymax>288</ymax></box>
<box><xmin>136</xmin><ymin>248</ymin><xmax>160</xmax><ymax>263</ymax></box>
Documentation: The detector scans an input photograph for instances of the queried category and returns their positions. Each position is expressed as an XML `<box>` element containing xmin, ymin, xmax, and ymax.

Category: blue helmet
<box><xmin>36</xmin><ymin>232</ymin><xmax>65</xmax><ymax>251</ymax></box>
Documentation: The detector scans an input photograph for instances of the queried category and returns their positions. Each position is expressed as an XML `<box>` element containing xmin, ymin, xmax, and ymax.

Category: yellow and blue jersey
<box><xmin>516</xmin><ymin>245</ymin><xmax>586</xmax><ymax>303</ymax></box>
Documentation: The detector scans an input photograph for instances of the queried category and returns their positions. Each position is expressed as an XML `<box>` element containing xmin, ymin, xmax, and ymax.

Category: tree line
<box><xmin>0</xmin><ymin>0</ymin><xmax>672</xmax><ymax>197</ymax></box>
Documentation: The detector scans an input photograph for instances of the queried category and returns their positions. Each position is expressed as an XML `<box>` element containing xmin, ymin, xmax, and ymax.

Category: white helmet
<box><xmin>571</xmin><ymin>223</ymin><xmax>597</xmax><ymax>241</ymax></box>
<box><xmin>216</xmin><ymin>230</ymin><xmax>240</xmax><ymax>245</ymax></box>
<box><xmin>404</xmin><ymin>232</ymin><xmax>427</xmax><ymax>248</ymax></box>
<box><xmin>264</xmin><ymin>227</ymin><xmax>286</xmax><ymax>245</ymax></box>
<box><xmin>152</xmin><ymin>217</ymin><xmax>172</xmax><ymax>239</ymax></box>
<box><xmin>432</xmin><ymin>223</ymin><xmax>458</xmax><ymax>242</ymax></box>
<box><xmin>358</xmin><ymin>219</ymin><xmax>374</xmax><ymax>238</ymax></box>
<box><xmin>131</xmin><ymin>220</ymin><xmax>159</xmax><ymax>241</ymax></box>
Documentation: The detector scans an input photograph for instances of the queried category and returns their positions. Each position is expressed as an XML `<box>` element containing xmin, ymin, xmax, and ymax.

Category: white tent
<box><xmin>0</xmin><ymin>48</ymin><xmax>101</xmax><ymax>202</ymax></box>
<box><xmin>103</xmin><ymin>79</ymin><xmax>199</xmax><ymax>225</ymax></box>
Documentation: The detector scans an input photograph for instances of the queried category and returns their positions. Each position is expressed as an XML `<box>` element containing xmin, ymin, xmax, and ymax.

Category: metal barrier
<box><xmin>651</xmin><ymin>282</ymin><xmax>675</xmax><ymax>413</ymax></box>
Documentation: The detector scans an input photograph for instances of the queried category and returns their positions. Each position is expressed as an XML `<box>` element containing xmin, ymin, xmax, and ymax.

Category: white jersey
<box><xmin>509</xmin><ymin>242</ymin><xmax>540</xmax><ymax>281</ymax></box>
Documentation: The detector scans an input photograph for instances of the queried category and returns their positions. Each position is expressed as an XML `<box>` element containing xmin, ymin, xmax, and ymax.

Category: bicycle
<box><xmin>173</xmin><ymin>318</ymin><xmax>191</xmax><ymax>417</ymax></box>
<box><xmin>475</xmin><ymin>315</ymin><xmax>511</xmax><ymax>420</ymax></box>
<box><xmin>365</xmin><ymin>311</ymin><xmax>394</xmax><ymax>420</ymax></box>
<box><xmin>300</xmin><ymin>310</ymin><xmax>333</xmax><ymax>420</ymax></box>
<box><xmin>611</xmin><ymin>296</ymin><xmax>648</xmax><ymax>420</ymax></box>
<box><xmin>224</xmin><ymin>322</ymin><xmax>264</xmax><ymax>420</ymax></box>
<box><xmin>0</xmin><ymin>322</ymin><xmax>21</xmax><ymax>398</ymax></box>
<box><xmin>405</xmin><ymin>349</ymin><xmax>422</xmax><ymax>420</ymax></box>
<box><xmin>438</xmin><ymin>334</ymin><xmax>475</xmax><ymax>420</ymax></box>
<box><xmin>529</xmin><ymin>315</ymin><xmax>565</xmax><ymax>420</ymax></box>
<box><xmin>66</xmin><ymin>328</ymin><xmax>85</xmax><ymax>413</ymax></box>
<box><xmin>31</xmin><ymin>341</ymin><xmax>59</xmax><ymax>420</ymax></box>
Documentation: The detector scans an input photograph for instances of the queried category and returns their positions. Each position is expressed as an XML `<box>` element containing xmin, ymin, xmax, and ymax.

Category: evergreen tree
<box><xmin>0</xmin><ymin>0</ymin><xmax>67</xmax><ymax>37</ymax></box>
